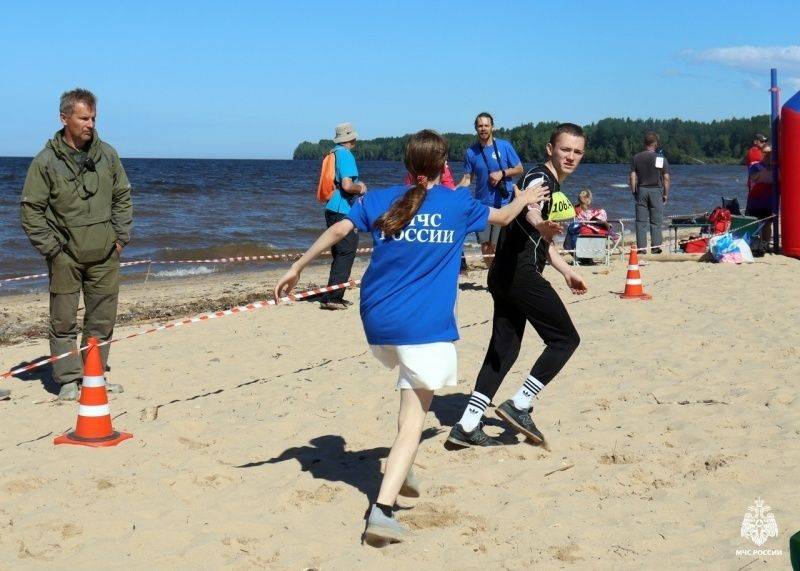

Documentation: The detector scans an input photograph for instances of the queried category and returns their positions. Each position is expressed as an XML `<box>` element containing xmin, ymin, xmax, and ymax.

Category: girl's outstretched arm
<box><xmin>274</xmin><ymin>219</ymin><xmax>355</xmax><ymax>299</ymax></box>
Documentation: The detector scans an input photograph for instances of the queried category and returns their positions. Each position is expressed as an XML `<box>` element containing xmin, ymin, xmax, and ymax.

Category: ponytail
<box><xmin>374</xmin><ymin>129</ymin><xmax>448</xmax><ymax>236</ymax></box>
<box><xmin>375</xmin><ymin>183</ymin><xmax>428</xmax><ymax>236</ymax></box>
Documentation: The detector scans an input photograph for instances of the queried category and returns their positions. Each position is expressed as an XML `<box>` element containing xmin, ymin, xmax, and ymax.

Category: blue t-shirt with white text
<box><xmin>346</xmin><ymin>185</ymin><xmax>489</xmax><ymax>345</ymax></box>
<box><xmin>325</xmin><ymin>145</ymin><xmax>360</xmax><ymax>214</ymax></box>
<box><xmin>463</xmin><ymin>138</ymin><xmax>521</xmax><ymax>208</ymax></box>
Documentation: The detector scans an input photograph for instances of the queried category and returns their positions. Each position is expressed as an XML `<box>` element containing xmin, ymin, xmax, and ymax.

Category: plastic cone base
<box><xmin>54</xmin><ymin>430</ymin><xmax>133</xmax><ymax>448</ymax></box>
<box><xmin>620</xmin><ymin>292</ymin><xmax>652</xmax><ymax>300</ymax></box>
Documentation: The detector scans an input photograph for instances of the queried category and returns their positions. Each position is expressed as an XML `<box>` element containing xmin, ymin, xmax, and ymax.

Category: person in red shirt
<box><xmin>403</xmin><ymin>161</ymin><xmax>455</xmax><ymax>188</ymax></box>
<box><xmin>746</xmin><ymin>145</ymin><xmax>774</xmax><ymax>245</ymax></box>
<box><xmin>742</xmin><ymin>134</ymin><xmax>767</xmax><ymax>166</ymax></box>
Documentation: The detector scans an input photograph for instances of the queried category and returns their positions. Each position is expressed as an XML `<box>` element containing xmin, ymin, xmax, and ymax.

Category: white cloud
<box><xmin>688</xmin><ymin>45</ymin><xmax>800</xmax><ymax>72</ymax></box>
<box><xmin>684</xmin><ymin>45</ymin><xmax>800</xmax><ymax>91</ymax></box>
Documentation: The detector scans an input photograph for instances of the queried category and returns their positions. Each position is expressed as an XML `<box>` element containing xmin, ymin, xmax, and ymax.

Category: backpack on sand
<box><xmin>316</xmin><ymin>150</ymin><xmax>336</xmax><ymax>203</ymax></box>
<box><xmin>708</xmin><ymin>207</ymin><xmax>732</xmax><ymax>235</ymax></box>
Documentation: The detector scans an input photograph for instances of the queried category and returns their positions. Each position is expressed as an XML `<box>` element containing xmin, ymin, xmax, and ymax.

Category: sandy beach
<box><xmin>0</xmin><ymin>254</ymin><xmax>798</xmax><ymax>569</ymax></box>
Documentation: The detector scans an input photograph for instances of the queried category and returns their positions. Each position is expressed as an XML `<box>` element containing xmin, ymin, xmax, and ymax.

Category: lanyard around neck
<box><xmin>478</xmin><ymin>139</ymin><xmax>505</xmax><ymax>173</ymax></box>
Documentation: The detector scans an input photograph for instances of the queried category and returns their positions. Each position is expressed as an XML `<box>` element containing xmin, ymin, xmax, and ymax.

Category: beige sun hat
<box><xmin>333</xmin><ymin>122</ymin><xmax>358</xmax><ymax>144</ymax></box>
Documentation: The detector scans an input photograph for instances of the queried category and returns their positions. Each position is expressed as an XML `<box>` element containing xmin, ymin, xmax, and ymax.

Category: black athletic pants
<box><xmin>474</xmin><ymin>273</ymin><xmax>580</xmax><ymax>400</ymax></box>
<box><xmin>322</xmin><ymin>209</ymin><xmax>359</xmax><ymax>303</ymax></box>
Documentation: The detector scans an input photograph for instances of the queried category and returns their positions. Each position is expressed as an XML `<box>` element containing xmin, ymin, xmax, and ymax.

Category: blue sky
<box><xmin>1</xmin><ymin>0</ymin><xmax>799</xmax><ymax>159</ymax></box>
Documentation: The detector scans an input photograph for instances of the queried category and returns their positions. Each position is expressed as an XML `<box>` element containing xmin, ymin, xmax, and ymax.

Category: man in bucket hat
<box><xmin>320</xmin><ymin>123</ymin><xmax>367</xmax><ymax>310</ymax></box>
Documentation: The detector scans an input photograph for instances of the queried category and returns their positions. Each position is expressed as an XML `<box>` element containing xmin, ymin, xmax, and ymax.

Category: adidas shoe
<box><xmin>445</xmin><ymin>422</ymin><xmax>501</xmax><ymax>449</ymax></box>
<box><xmin>495</xmin><ymin>399</ymin><xmax>545</xmax><ymax>444</ymax></box>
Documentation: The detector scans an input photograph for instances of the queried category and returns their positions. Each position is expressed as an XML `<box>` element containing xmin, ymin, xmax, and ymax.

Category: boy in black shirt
<box><xmin>448</xmin><ymin>123</ymin><xmax>589</xmax><ymax>448</ymax></box>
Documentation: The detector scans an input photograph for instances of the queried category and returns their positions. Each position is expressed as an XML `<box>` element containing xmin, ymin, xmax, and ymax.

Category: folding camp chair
<box><xmin>730</xmin><ymin>215</ymin><xmax>761</xmax><ymax>239</ymax></box>
<box><xmin>572</xmin><ymin>220</ymin><xmax>624</xmax><ymax>266</ymax></box>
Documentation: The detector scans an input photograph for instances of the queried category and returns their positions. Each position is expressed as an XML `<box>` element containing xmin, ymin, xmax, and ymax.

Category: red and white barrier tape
<box><xmin>0</xmin><ymin>260</ymin><xmax>152</xmax><ymax>284</ymax></box>
<box><xmin>0</xmin><ymin>279</ymin><xmax>361</xmax><ymax>379</ymax></box>
<box><xmin>143</xmin><ymin>248</ymin><xmax>376</xmax><ymax>265</ymax></box>
<box><xmin>0</xmin><ymin>213</ymin><xmax>775</xmax><ymax>285</ymax></box>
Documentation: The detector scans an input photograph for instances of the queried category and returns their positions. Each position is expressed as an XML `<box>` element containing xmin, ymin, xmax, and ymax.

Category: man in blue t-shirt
<box><xmin>458</xmin><ymin>112</ymin><xmax>524</xmax><ymax>265</ymax></box>
<box><xmin>321</xmin><ymin>122</ymin><xmax>367</xmax><ymax>309</ymax></box>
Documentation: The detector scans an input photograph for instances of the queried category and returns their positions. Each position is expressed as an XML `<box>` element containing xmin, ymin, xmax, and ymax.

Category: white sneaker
<box><xmin>364</xmin><ymin>505</ymin><xmax>409</xmax><ymax>544</ymax></box>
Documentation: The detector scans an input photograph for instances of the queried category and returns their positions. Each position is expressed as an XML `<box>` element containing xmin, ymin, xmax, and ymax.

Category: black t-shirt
<box><xmin>488</xmin><ymin>164</ymin><xmax>558</xmax><ymax>289</ymax></box>
<box><xmin>631</xmin><ymin>150</ymin><xmax>669</xmax><ymax>187</ymax></box>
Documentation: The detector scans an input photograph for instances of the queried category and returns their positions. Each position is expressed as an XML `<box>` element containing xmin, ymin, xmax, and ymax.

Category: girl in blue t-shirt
<box><xmin>274</xmin><ymin>130</ymin><xmax>548</xmax><ymax>544</ymax></box>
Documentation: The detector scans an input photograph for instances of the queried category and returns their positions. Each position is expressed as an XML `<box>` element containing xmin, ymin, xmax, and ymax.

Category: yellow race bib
<box><xmin>548</xmin><ymin>191</ymin><xmax>576</xmax><ymax>221</ymax></box>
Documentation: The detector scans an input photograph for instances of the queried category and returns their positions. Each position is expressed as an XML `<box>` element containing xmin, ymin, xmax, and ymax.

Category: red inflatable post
<box><xmin>781</xmin><ymin>90</ymin><xmax>800</xmax><ymax>258</ymax></box>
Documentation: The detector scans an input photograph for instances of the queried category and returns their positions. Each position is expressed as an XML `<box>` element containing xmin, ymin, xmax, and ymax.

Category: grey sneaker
<box><xmin>58</xmin><ymin>382</ymin><xmax>81</xmax><ymax>401</ymax></box>
<box><xmin>106</xmin><ymin>382</ymin><xmax>124</xmax><ymax>394</ymax></box>
<box><xmin>364</xmin><ymin>505</ymin><xmax>409</xmax><ymax>544</ymax></box>
<box><xmin>445</xmin><ymin>422</ymin><xmax>501</xmax><ymax>449</ymax></box>
<box><xmin>0</xmin><ymin>388</ymin><xmax>10</xmax><ymax>400</ymax></box>
<box><xmin>495</xmin><ymin>399</ymin><xmax>545</xmax><ymax>444</ymax></box>
<box><xmin>58</xmin><ymin>381</ymin><xmax>124</xmax><ymax>401</ymax></box>
<box><xmin>399</xmin><ymin>467</ymin><xmax>420</xmax><ymax>498</ymax></box>
<box><xmin>320</xmin><ymin>301</ymin><xmax>348</xmax><ymax>311</ymax></box>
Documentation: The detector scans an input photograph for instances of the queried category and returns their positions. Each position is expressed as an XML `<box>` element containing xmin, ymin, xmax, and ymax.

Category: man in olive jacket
<box><xmin>20</xmin><ymin>88</ymin><xmax>132</xmax><ymax>400</ymax></box>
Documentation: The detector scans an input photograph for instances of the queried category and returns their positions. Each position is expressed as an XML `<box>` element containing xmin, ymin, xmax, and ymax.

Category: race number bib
<box><xmin>548</xmin><ymin>191</ymin><xmax>576</xmax><ymax>221</ymax></box>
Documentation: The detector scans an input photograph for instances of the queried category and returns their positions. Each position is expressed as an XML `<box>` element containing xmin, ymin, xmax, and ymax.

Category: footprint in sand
<box><xmin>598</xmin><ymin>451</ymin><xmax>638</xmax><ymax>465</ymax></box>
<box><xmin>681</xmin><ymin>453</ymin><xmax>735</xmax><ymax>480</ymax></box>
<box><xmin>193</xmin><ymin>474</ymin><xmax>234</xmax><ymax>489</ymax></box>
<box><xmin>57</xmin><ymin>523</ymin><xmax>82</xmax><ymax>540</ymax></box>
<box><xmin>18</xmin><ymin>540</ymin><xmax>50</xmax><ymax>561</ymax></box>
<box><xmin>290</xmin><ymin>483</ymin><xmax>341</xmax><ymax>507</ymax></box>
<box><xmin>177</xmin><ymin>436</ymin><xmax>211</xmax><ymax>450</ymax></box>
<box><xmin>96</xmin><ymin>479</ymin><xmax>114</xmax><ymax>490</ymax></box>
<box><xmin>427</xmin><ymin>485</ymin><xmax>456</xmax><ymax>498</ymax></box>
<box><xmin>222</xmin><ymin>536</ymin><xmax>260</xmax><ymax>549</ymax></box>
<box><xmin>551</xmin><ymin>542</ymin><xmax>583</xmax><ymax>563</ymax></box>
<box><xmin>4</xmin><ymin>477</ymin><xmax>47</xmax><ymax>495</ymax></box>
<box><xmin>398</xmin><ymin>502</ymin><xmax>486</xmax><ymax>533</ymax></box>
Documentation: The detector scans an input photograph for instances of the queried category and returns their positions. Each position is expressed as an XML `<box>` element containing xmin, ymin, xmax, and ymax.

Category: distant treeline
<box><xmin>293</xmin><ymin>115</ymin><xmax>771</xmax><ymax>164</ymax></box>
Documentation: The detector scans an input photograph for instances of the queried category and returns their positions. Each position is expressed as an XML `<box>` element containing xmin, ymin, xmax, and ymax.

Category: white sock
<box><xmin>511</xmin><ymin>375</ymin><xmax>545</xmax><ymax>410</ymax></box>
<box><xmin>458</xmin><ymin>391</ymin><xmax>490</xmax><ymax>432</ymax></box>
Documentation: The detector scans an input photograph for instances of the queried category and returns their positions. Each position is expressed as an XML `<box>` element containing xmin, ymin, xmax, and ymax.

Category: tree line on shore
<box><xmin>293</xmin><ymin>115</ymin><xmax>771</xmax><ymax>164</ymax></box>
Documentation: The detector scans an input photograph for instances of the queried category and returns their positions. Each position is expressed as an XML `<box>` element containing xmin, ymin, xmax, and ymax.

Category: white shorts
<box><xmin>370</xmin><ymin>342</ymin><xmax>457</xmax><ymax>390</ymax></box>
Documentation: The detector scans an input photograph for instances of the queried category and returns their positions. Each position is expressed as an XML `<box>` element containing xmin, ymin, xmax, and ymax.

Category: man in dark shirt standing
<box><xmin>629</xmin><ymin>132</ymin><xmax>670</xmax><ymax>254</ymax></box>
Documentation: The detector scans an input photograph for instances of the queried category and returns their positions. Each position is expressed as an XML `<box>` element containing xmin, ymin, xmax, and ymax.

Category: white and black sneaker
<box><xmin>495</xmin><ymin>399</ymin><xmax>545</xmax><ymax>444</ymax></box>
<box><xmin>445</xmin><ymin>422</ymin><xmax>501</xmax><ymax>449</ymax></box>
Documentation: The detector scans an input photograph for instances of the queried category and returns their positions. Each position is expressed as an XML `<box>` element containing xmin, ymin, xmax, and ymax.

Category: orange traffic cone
<box><xmin>54</xmin><ymin>337</ymin><xmax>132</xmax><ymax>447</ymax></box>
<box><xmin>619</xmin><ymin>248</ymin><xmax>652</xmax><ymax>300</ymax></box>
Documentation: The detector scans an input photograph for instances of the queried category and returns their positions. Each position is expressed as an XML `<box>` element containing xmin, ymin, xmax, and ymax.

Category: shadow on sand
<box><xmin>11</xmin><ymin>357</ymin><xmax>60</xmax><ymax>395</ymax></box>
<box><xmin>237</xmin><ymin>428</ymin><xmax>440</xmax><ymax>502</ymax></box>
<box><xmin>238</xmin><ymin>395</ymin><xmax>519</xmax><ymax>498</ymax></box>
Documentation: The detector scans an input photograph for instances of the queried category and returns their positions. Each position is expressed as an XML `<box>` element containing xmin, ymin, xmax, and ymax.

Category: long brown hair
<box><xmin>375</xmin><ymin>130</ymin><xmax>448</xmax><ymax>235</ymax></box>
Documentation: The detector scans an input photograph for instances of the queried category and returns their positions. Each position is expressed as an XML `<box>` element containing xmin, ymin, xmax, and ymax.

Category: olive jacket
<box><xmin>20</xmin><ymin>129</ymin><xmax>133</xmax><ymax>264</ymax></box>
